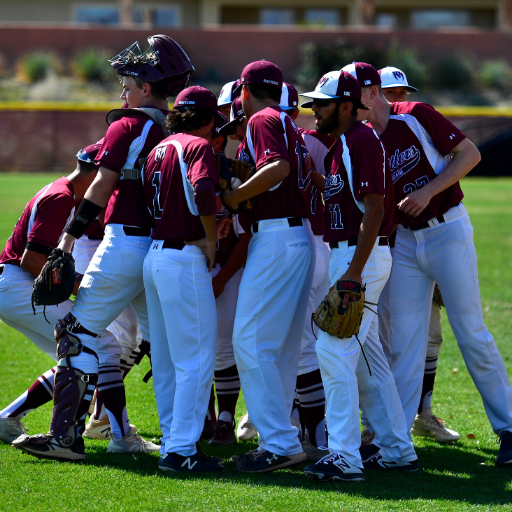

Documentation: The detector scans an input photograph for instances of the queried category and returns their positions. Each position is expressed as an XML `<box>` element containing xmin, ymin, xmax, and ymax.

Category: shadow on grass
<box><xmin>63</xmin><ymin>439</ymin><xmax>512</xmax><ymax>506</ymax></box>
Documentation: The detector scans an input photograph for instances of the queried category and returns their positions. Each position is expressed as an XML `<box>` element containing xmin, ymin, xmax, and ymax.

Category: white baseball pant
<box><xmin>144</xmin><ymin>243</ymin><xmax>217</xmax><ymax>457</ymax></box>
<box><xmin>298</xmin><ymin>235</ymin><xmax>330</xmax><ymax>376</ymax></box>
<box><xmin>233</xmin><ymin>218</ymin><xmax>314</xmax><ymax>456</ymax></box>
<box><xmin>316</xmin><ymin>242</ymin><xmax>417</xmax><ymax>468</ymax></box>
<box><xmin>389</xmin><ymin>203</ymin><xmax>512</xmax><ymax>434</ymax></box>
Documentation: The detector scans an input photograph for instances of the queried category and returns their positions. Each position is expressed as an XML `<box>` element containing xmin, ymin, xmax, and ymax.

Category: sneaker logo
<box><xmin>181</xmin><ymin>457</ymin><xmax>198</xmax><ymax>470</ymax></box>
<box><xmin>267</xmin><ymin>454</ymin><xmax>279</xmax><ymax>464</ymax></box>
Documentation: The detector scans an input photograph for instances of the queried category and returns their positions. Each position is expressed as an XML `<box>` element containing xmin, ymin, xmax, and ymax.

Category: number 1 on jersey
<box><xmin>152</xmin><ymin>171</ymin><xmax>163</xmax><ymax>219</ymax></box>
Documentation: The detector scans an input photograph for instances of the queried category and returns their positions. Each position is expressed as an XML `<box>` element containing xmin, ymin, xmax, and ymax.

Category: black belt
<box><xmin>123</xmin><ymin>226</ymin><xmax>152</xmax><ymax>237</ymax></box>
<box><xmin>329</xmin><ymin>236</ymin><xmax>389</xmax><ymax>249</ymax></box>
<box><xmin>87</xmin><ymin>235</ymin><xmax>103</xmax><ymax>241</ymax></box>
<box><xmin>162</xmin><ymin>240</ymin><xmax>185</xmax><ymax>250</ymax></box>
<box><xmin>251</xmin><ymin>216</ymin><xmax>303</xmax><ymax>234</ymax></box>
<box><xmin>403</xmin><ymin>216</ymin><xmax>445</xmax><ymax>231</ymax></box>
<box><xmin>0</xmin><ymin>266</ymin><xmax>3</xmax><ymax>275</ymax></box>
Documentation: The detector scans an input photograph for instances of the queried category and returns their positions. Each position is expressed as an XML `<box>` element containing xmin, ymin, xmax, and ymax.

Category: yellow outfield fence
<box><xmin>0</xmin><ymin>102</ymin><xmax>512</xmax><ymax>118</ymax></box>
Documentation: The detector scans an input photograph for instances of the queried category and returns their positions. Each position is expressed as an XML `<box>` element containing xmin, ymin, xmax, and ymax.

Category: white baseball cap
<box><xmin>378</xmin><ymin>67</ymin><xmax>418</xmax><ymax>91</ymax></box>
<box><xmin>217</xmin><ymin>80</ymin><xmax>239</xmax><ymax>106</ymax></box>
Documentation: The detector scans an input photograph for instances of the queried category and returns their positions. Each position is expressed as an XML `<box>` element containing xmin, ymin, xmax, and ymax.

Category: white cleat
<box><xmin>411</xmin><ymin>408</ymin><xmax>460</xmax><ymax>443</ymax></box>
<box><xmin>84</xmin><ymin>416</ymin><xmax>136</xmax><ymax>441</ymax></box>
<box><xmin>0</xmin><ymin>417</ymin><xmax>27</xmax><ymax>443</ymax></box>
<box><xmin>237</xmin><ymin>412</ymin><xmax>257</xmax><ymax>441</ymax></box>
<box><xmin>301</xmin><ymin>432</ymin><xmax>329</xmax><ymax>462</ymax></box>
<box><xmin>107</xmin><ymin>427</ymin><xmax>160</xmax><ymax>453</ymax></box>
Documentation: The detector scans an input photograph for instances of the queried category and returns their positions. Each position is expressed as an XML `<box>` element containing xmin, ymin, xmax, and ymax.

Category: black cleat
<box><xmin>496</xmin><ymin>430</ymin><xmax>512</xmax><ymax>467</ymax></box>
<box><xmin>237</xmin><ymin>449</ymin><xmax>306</xmax><ymax>473</ymax></box>
<box><xmin>158</xmin><ymin>451</ymin><xmax>224</xmax><ymax>473</ymax></box>
<box><xmin>208</xmin><ymin>420</ymin><xmax>237</xmax><ymax>446</ymax></box>
<box><xmin>363</xmin><ymin>453</ymin><xmax>419</xmax><ymax>472</ymax></box>
<box><xmin>303</xmin><ymin>450</ymin><xmax>365</xmax><ymax>482</ymax></box>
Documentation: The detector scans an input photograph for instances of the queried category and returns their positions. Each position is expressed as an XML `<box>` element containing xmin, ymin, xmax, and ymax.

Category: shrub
<box><xmin>385</xmin><ymin>39</ymin><xmax>430</xmax><ymax>91</ymax></box>
<box><xmin>430</xmin><ymin>53</ymin><xmax>475</xmax><ymax>90</ymax></box>
<box><xmin>17</xmin><ymin>52</ymin><xmax>59</xmax><ymax>83</ymax></box>
<box><xmin>479</xmin><ymin>60</ymin><xmax>512</xmax><ymax>90</ymax></box>
<box><xmin>71</xmin><ymin>49</ymin><xmax>113</xmax><ymax>84</ymax></box>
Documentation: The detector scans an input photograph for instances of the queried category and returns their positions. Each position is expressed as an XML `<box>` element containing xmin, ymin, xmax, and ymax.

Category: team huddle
<box><xmin>1</xmin><ymin>34</ymin><xmax>512</xmax><ymax>481</ymax></box>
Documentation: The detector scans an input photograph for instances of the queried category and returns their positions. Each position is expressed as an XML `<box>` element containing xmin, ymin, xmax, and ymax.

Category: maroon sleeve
<box><xmin>185</xmin><ymin>139</ymin><xmax>220</xmax><ymax>187</ymax></box>
<box><xmin>248</xmin><ymin>113</ymin><xmax>289</xmax><ymax>170</ymax></box>
<box><xmin>352</xmin><ymin>131</ymin><xmax>386</xmax><ymax>199</ymax></box>
<box><xmin>27</xmin><ymin>195</ymin><xmax>75</xmax><ymax>248</ymax></box>
<box><xmin>96</xmin><ymin>118</ymin><xmax>135</xmax><ymax>174</ymax></box>
<box><xmin>410</xmin><ymin>103</ymin><xmax>466</xmax><ymax>157</ymax></box>
<box><xmin>194</xmin><ymin>178</ymin><xmax>217</xmax><ymax>216</ymax></box>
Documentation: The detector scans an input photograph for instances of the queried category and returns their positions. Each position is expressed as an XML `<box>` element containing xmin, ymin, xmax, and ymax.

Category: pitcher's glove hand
<box><xmin>313</xmin><ymin>280</ymin><xmax>366</xmax><ymax>339</ymax></box>
<box><xmin>216</xmin><ymin>153</ymin><xmax>256</xmax><ymax>212</ymax></box>
<box><xmin>32</xmin><ymin>249</ymin><xmax>76</xmax><ymax>308</ymax></box>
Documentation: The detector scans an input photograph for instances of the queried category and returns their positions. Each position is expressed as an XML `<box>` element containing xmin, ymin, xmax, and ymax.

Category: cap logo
<box><xmin>263</xmin><ymin>79</ymin><xmax>278</xmax><ymax>85</ymax></box>
<box><xmin>178</xmin><ymin>100</ymin><xmax>195</xmax><ymax>104</ymax></box>
<box><xmin>344</xmin><ymin>91</ymin><xmax>351</xmax><ymax>96</ymax></box>
<box><xmin>364</xmin><ymin>80</ymin><xmax>371</xmax><ymax>85</ymax></box>
<box><xmin>317</xmin><ymin>76</ymin><xmax>329</xmax><ymax>88</ymax></box>
<box><xmin>241</xmin><ymin>77</ymin><xmax>245</xmax><ymax>82</ymax></box>
<box><xmin>393</xmin><ymin>71</ymin><xmax>405</xmax><ymax>81</ymax></box>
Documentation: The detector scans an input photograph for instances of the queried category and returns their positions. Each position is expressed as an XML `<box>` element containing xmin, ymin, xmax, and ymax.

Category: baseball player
<box><xmin>279</xmin><ymin>82</ymin><xmax>330</xmax><ymax>459</ymax></box>
<box><xmin>373</xmin><ymin>66</ymin><xmax>460</xmax><ymax>444</ymax></box>
<box><xmin>142</xmin><ymin>86</ymin><xmax>225</xmax><ymax>472</ymax></box>
<box><xmin>300</xmin><ymin>70</ymin><xmax>418</xmax><ymax>482</ymax></box>
<box><xmin>217</xmin><ymin>80</ymin><xmax>240</xmax><ymax>119</ymax></box>
<box><xmin>13</xmin><ymin>35</ymin><xmax>194</xmax><ymax>461</ymax></box>
<box><xmin>222</xmin><ymin>60</ymin><xmax>315</xmax><ymax>473</ymax></box>
<box><xmin>0</xmin><ymin>144</ymin><xmax>115</xmax><ymax>444</ymax></box>
<box><xmin>356</xmin><ymin>61</ymin><xmax>512</xmax><ymax>467</ymax></box>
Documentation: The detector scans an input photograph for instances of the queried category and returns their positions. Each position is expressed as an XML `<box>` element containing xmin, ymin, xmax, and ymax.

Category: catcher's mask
<box><xmin>110</xmin><ymin>35</ymin><xmax>194</xmax><ymax>97</ymax></box>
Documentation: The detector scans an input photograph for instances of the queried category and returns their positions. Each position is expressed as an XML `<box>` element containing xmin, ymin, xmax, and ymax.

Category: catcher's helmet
<box><xmin>110</xmin><ymin>35</ymin><xmax>194</xmax><ymax>97</ymax></box>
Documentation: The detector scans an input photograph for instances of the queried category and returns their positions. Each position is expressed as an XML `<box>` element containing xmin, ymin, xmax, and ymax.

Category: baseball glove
<box><xmin>216</xmin><ymin>153</ymin><xmax>256</xmax><ymax>212</ymax></box>
<box><xmin>313</xmin><ymin>280</ymin><xmax>366</xmax><ymax>339</ymax></box>
<box><xmin>32</xmin><ymin>249</ymin><xmax>76</xmax><ymax>313</ymax></box>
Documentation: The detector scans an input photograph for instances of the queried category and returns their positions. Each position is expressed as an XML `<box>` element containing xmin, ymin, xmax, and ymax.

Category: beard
<box><xmin>315</xmin><ymin>104</ymin><xmax>340</xmax><ymax>134</ymax></box>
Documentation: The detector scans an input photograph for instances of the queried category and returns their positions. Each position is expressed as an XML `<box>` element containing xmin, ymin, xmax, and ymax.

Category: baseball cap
<box><xmin>218</xmin><ymin>80</ymin><xmax>240</xmax><ymax>106</ymax></box>
<box><xmin>279</xmin><ymin>82</ymin><xmax>299</xmax><ymax>110</ymax></box>
<box><xmin>174</xmin><ymin>86</ymin><xmax>224</xmax><ymax>124</ymax></box>
<box><xmin>300</xmin><ymin>71</ymin><xmax>365</xmax><ymax>108</ymax></box>
<box><xmin>212</xmin><ymin>111</ymin><xmax>227</xmax><ymax>134</ymax></box>
<box><xmin>76</xmin><ymin>140</ymin><xmax>103</xmax><ymax>164</ymax></box>
<box><xmin>219</xmin><ymin>97</ymin><xmax>245</xmax><ymax>136</ymax></box>
<box><xmin>341</xmin><ymin>62</ymin><xmax>381</xmax><ymax>88</ymax></box>
<box><xmin>379</xmin><ymin>66</ymin><xmax>418</xmax><ymax>92</ymax></box>
<box><xmin>233</xmin><ymin>60</ymin><xmax>283</xmax><ymax>95</ymax></box>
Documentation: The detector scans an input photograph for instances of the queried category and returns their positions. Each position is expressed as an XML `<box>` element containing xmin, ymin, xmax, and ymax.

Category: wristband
<box><xmin>65</xmin><ymin>199</ymin><xmax>103</xmax><ymax>240</ymax></box>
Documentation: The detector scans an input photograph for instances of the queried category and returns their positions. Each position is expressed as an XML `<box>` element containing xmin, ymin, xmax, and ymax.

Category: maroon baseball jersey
<box><xmin>376</xmin><ymin>102</ymin><xmax>466</xmax><ymax>227</ymax></box>
<box><xmin>84</xmin><ymin>219</ymin><xmax>104</xmax><ymax>239</ymax></box>
<box><xmin>0</xmin><ymin>178</ymin><xmax>76</xmax><ymax>266</ymax></box>
<box><xmin>96</xmin><ymin>108</ymin><xmax>168</xmax><ymax>229</ymax></box>
<box><xmin>237</xmin><ymin>107</ymin><xmax>310</xmax><ymax>227</ymax></box>
<box><xmin>143</xmin><ymin>133</ymin><xmax>220</xmax><ymax>242</ymax></box>
<box><xmin>323</xmin><ymin>121</ymin><xmax>394</xmax><ymax>242</ymax></box>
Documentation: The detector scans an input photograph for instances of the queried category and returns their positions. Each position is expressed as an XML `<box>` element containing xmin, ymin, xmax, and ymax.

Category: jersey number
<box><xmin>152</xmin><ymin>171</ymin><xmax>163</xmax><ymax>219</ymax></box>
<box><xmin>403</xmin><ymin>175</ymin><xmax>429</xmax><ymax>195</ymax></box>
<box><xmin>329</xmin><ymin>204</ymin><xmax>344</xmax><ymax>230</ymax></box>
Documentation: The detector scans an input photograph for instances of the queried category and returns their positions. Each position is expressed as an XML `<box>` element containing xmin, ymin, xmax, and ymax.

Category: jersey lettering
<box><xmin>324</xmin><ymin>174</ymin><xmax>344</xmax><ymax>201</ymax></box>
<box><xmin>152</xmin><ymin>171</ymin><xmax>163</xmax><ymax>219</ymax></box>
<box><xmin>329</xmin><ymin>203</ymin><xmax>344</xmax><ymax>230</ymax></box>
<box><xmin>403</xmin><ymin>175</ymin><xmax>430</xmax><ymax>195</ymax></box>
<box><xmin>389</xmin><ymin>145</ymin><xmax>420</xmax><ymax>184</ymax></box>
<box><xmin>296</xmin><ymin>141</ymin><xmax>312</xmax><ymax>191</ymax></box>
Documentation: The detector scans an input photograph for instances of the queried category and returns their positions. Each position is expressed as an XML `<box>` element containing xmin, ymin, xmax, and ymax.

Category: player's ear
<box><xmin>142</xmin><ymin>82</ymin><xmax>152</xmax><ymax>98</ymax></box>
<box><xmin>339</xmin><ymin>101</ymin><xmax>352</xmax><ymax>118</ymax></box>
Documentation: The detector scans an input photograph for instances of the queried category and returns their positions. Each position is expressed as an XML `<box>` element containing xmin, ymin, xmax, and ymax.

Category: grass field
<box><xmin>0</xmin><ymin>174</ymin><xmax>511</xmax><ymax>511</ymax></box>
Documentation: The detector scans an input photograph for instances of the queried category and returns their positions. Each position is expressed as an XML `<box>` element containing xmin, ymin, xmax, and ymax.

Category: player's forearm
<box><xmin>200</xmin><ymin>214</ymin><xmax>218</xmax><ymax>243</ymax></box>
<box><xmin>215</xmin><ymin>233</ymin><xmax>250</xmax><ymax>286</ymax></box>
<box><xmin>310</xmin><ymin>170</ymin><xmax>326</xmax><ymax>192</ymax></box>
<box><xmin>83</xmin><ymin>167</ymin><xmax>119</xmax><ymax>208</ymax></box>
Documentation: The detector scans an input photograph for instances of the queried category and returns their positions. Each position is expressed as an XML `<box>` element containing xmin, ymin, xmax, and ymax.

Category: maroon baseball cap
<box><xmin>279</xmin><ymin>82</ymin><xmax>299</xmax><ymax>110</ymax></box>
<box><xmin>212</xmin><ymin>111</ymin><xmax>228</xmax><ymax>134</ymax></box>
<box><xmin>300</xmin><ymin>71</ymin><xmax>365</xmax><ymax>108</ymax></box>
<box><xmin>233</xmin><ymin>60</ymin><xmax>283</xmax><ymax>95</ymax></box>
<box><xmin>174</xmin><ymin>86</ymin><xmax>224</xmax><ymax>124</ymax></box>
<box><xmin>219</xmin><ymin>97</ymin><xmax>245</xmax><ymax>136</ymax></box>
<box><xmin>341</xmin><ymin>62</ymin><xmax>381</xmax><ymax>88</ymax></box>
<box><xmin>76</xmin><ymin>139</ymin><xmax>103</xmax><ymax>164</ymax></box>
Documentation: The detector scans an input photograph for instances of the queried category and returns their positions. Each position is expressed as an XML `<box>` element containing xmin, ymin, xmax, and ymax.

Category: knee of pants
<box><xmin>96</xmin><ymin>331</ymin><xmax>121</xmax><ymax>367</ymax></box>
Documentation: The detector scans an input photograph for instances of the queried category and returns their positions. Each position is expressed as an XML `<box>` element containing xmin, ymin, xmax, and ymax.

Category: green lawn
<box><xmin>0</xmin><ymin>174</ymin><xmax>511</xmax><ymax>511</ymax></box>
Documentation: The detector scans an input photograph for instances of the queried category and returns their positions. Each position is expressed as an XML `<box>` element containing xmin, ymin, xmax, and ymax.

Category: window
<box><xmin>260</xmin><ymin>8</ymin><xmax>296</xmax><ymax>25</ymax></box>
<box><xmin>375</xmin><ymin>13</ymin><xmax>397</xmax><ymax>28</ymax></box>
<box><xmin>74</xmin><ymin>5</ymin><xmax>119</xmax><ymax>24</ymax></box>
<box><xmin>135</xmin><ymin>5</ymin><xmax>181</xmax><ymax>27</ymax></box>
<box><xmin>304</xmin><ymin>9</ymin><xmax>340</xmax><ymax>26</ymax></box>
<box><xmin>411</xmin><ymin>10</ymin><xmax>471</xmax><ymax>29</ymax></box>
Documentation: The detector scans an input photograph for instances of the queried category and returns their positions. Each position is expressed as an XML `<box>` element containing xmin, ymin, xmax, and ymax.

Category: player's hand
<box><xmin>339</xmin><ymin>271</ymin><xmax>362</xmax><ymax>308</ymax></box>
<box><xmin>221</xmin><ymin>189</ymin><xmax>239</xmax><ymax>212</ymax></box>
<box><xmin>398</xmin><ymin>187</ymin><xmax>433</xmax><ymax>217</ymax></box>
<box><xmin>217</xmin><ymin>217</ymin><xmax>233</xmax><ymax>240</ymax></box>
<box><xmin>185</xmin><ymin>237</ymin><xmax>217</xmax><ymax>272</ymax></box>
<box><xmin>212</xmin><ymin>275</ymin><xmax>226</xmax><ymax>298</ymax></box>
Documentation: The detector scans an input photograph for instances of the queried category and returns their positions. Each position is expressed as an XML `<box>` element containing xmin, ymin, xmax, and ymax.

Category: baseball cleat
<box><xmin>304</xmin><ymin>451</ymin><xmax>365</xmax><ymax>482</ymax></box>
<box><xmin>363</xmin><ymin>453</ymin><xmax>419</xmax><ymax>472</ymax></box>
<box><xmin>208</xmin><ymin>420</ymin><xmax>237</xmax><ymax>446</ymax></box>
<box><xmin>0</xmin><ymin>416</ymin><xmax>27</xmax><ymax>443</ymax></box>
<box><xmin>496</xmin><ymin>430</ymin><xmax>512</xmax><ymax>467</ymax></box>
<box><xmin>107</xmin><ymin>427</ymin><xmax>160</xmax><ymax>453</ymax></box>
<box><xmin>84</xmin><ymin>416</ymin><xmax>137</xmax><ymax>441</ymax></box>
<box><xmin>12</xmin><ymin>433</ymin><xmax>85</xmax><ymax>461</ymax></box>
<box><xmin>158</xmin><ymin>451</ymin><xmax>224</xmax><ymax>473</ymax></box>
<box><xmin>200</xmin><ymin>418</ymin><xmax>216</xmax><ymax>441</ymax></box>
<box><xmin>359</xmin><ymin>442</ymin><xmax>380</xmax><ymax>463</ymax></box>
<box><xmin>236</xmin><ymin>449</ymin><xmax>306</xmax><ymax>473</ymax></box>
<box><xmin>300</xmin><ymin>432</ymin><xmax>329</xmax><ymax>462</ymax></box>
<box><xmin>237</xmin><ymin>412</ymin><xmax>257</xmax><ymax>441</ymax></box>
<box><xmin>360</xmin><ymin>426</ymin><xmax>376</xmax><ymax>448</ymax></box>
<box><xmin>229</xmin><ymin>447</ymin><xmax>259</xmax><ymax>463</ymax></box>
<box><xmin>411</xmin><ymin>408</ymin><xmax>460</xmax><ymax>443</ymax></box>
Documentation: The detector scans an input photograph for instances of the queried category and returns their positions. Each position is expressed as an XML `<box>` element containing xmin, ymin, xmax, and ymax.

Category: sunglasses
<box><xmin>312</xmin><ymin>98</ymin><xmax>340</xmax><ymax>108</ymax></box>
